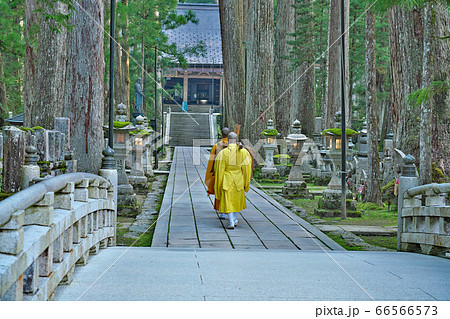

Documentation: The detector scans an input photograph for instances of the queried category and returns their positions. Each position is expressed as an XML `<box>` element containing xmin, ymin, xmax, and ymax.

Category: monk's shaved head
<box><xmin>228</xmin><ymin>132</ymin><xmax>238</xmax><ymax>143</ymax></box>
<box><xmin>222</xmin><ymin>127</ymin><xmax>230</xmax><ymax>137</ymax></box>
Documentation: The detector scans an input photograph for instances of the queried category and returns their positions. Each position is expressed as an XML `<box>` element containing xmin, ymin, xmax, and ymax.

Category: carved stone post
<box><xmin>99</xmin><ymin>146</ymin><xmax>118</xmax><ymax>246</ymax></box>
<box><xmin>21</xmin><ymin>143</ymin><xmax>40</xmax><ymax>189</ymax></box>
<box><xmin>1</xmin><ymin>126</ymin><xmax>25</xmax><ymax>193</ymax></box>
<box><xmin>397</xmin><ymin>154</ymin><xmax>418</xmax><ymax>251</ymax></box>
<box><xmin>0</xmin><ymin>210</ymin><xmax>24</xmax><ymax>255</ymax></box>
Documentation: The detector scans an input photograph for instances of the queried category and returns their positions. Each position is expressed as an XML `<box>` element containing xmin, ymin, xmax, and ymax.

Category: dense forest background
<box><xmin>0</xmin><ymin>0</ymin><xmax>449</xmax><ymax>189</ymax></box>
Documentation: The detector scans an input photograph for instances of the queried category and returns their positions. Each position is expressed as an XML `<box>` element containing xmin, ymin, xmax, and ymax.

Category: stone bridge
<box><xmin>1</xmin><ymin>147</ymin><xmax>449</xmax><ymax>301</ymax></box>
<box><xmin>0</xmin><ymin>172</ymin><xmax>117</xmax><ymax>301</ymax></box>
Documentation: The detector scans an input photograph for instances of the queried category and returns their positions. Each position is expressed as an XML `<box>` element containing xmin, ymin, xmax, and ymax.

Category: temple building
<box><xmin>164</xmin><ymin>3</ymin><xmax>223</xmax><ymax>112</ymax></box>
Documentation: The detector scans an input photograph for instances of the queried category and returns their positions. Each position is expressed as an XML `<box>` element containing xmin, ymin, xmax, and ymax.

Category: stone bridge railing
<box><xmin>0</xmin><ymin>172</ymin><xmax>116</xmax><ymax>301</ymax></box>
<box><xmin>400</xmin><ymin>183</ymin><xmax>450</xmax><ymax>256</ymax></box>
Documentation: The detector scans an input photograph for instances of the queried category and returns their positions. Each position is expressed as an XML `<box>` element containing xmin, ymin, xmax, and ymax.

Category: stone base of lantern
<box><xmin>131</xmin><ymin>111</ymin><xmax>145</xmax><ymax>125</ymax></box>
<box><xmin>315</xmin><ymin>189</ymin><xmax>361</xmax><ymax>217</ymax></box>
<box><xmin>281</xmin><ymin>181</ymin><xmax>313</xmax><ymax>199</ymax></box>
<box><xmin>260</xmin><ymin>167</ymin><xmax>278</xmax><ymax>179</ymax></box>
<box><xmin>118</xmin><ymin>184</ymin><xmax>134</xmax><ymax>195</ymax></box>
<box><xmin>128</xmin><ymin>174</ymin><xmax>148</xmax><ymax>191</ymax></box>
<box><xmin>117</xmin><ymin>184</ymin><xmax>137</xmax><ymax>214</ymax></box>
<box><xmin>117</xmin><ymin>192</ymin><xmax>138</xmax><ymax>216</ymax></box>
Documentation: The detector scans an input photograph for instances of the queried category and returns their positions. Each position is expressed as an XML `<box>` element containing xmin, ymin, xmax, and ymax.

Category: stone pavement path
<box><xmin>53</xmin><ymin>147</ymin><xmax>450</xmax><ymax>301</ymax></box>
<box><xmin>54</xmin><ymin>247</ymin><xmax>450</xmax><ymax>301</ymax></box>
<box><xmin>151</xmin><ymin>147</ymin><xmax>343</xmax><ymax>251</ymax></box>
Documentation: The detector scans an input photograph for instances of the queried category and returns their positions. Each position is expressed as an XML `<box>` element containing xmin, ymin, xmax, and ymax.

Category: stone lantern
<box><xmin>102</xmin><ymin>104</ymin><xmax>137</xmax><ymax>207</ymax></box>
<box><xmin>381</xmin><ymin>129</ymin><xmax>395</xmax><ymax>185</ymax></box>
<box><xmin>260</xmin><ymin>119</ymin><xmax>279</xmax><ymax>177</ymax></box>
<box><xmin>109</xmin><ymin>116</ymin><xmax>135</xmax><ymax>184</ymax></box>
<box><xmin>282</xmin><ymin>120</ymin><xmax>310</xmax><ymax>197</ymax></box>
<box><xmin>135</xmin><ymin>115</ymin><xmax>145</xmax><ymax>130</ymax></box>
<box><xmin>323</xmin><ymin>135</ymin><xmax>344</xmax><ymax>190</ymax></box>
<box><xmin>317</xmin><ymin>111</ymin><xmax>358</xmax><ymax>217</ymax></box>
<box><xmin>357</xmin><ymin>121</ymin><xmax>368</xmax><ymax>157</ymax></box>
<box><xmin>133</xmin><ymin>115</ymin><xmax>154</xmax><ymax>177</ymax></box>
<box><xmin>128</xmin><ymin>133</ymin><xmax>148</xmax><ymax>188</ymax></box>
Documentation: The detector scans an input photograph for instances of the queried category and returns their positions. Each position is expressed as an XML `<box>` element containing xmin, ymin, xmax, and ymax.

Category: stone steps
<box><xmin>169</xmin><ymin>113</ymin><xmax>210</xmax><ymax>146</ymax></box>
<box><xmin>165</xmin><ymin>104</ymin><xmax>213</xmax><ymax>113</ymax></box>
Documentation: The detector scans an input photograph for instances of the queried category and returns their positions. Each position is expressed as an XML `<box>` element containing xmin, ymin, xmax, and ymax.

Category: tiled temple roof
<box><xmin>165</xmin><ymin>4</ymin><xmax>222</xmax><ymax>65</ymax></box>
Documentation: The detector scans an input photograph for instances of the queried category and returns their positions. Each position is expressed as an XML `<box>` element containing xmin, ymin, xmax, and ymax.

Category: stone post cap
<box><xmin>136</xmin><ymin>115</ymin><xmax>144</xmax><ymax>125</ymax></box>
<box><xmin>101</xmin><ymin>146</ymin><xmax>116</xmax><ymax>170</ymax></box>
<box><xmin>401</xmin><ymin>154</ymin><xmax>417</xmax><ymax>177</ymax></box>
<box><xmin>117</xmin><ymin>103</ymin><xmax>127</xmax><ymax>112</ymax></box>
<box><xmin>404</xmin><ymin>154</ymin><xmax>415</xmax><ymax>165</ymax></box>
<box><xmin>24</xmin><ymin>145</ymin><xmax>39</xmax><ymax>166</ymax></box>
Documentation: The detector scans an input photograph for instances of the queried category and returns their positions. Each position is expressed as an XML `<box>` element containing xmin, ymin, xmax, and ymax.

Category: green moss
<box><xmin>361</xmin><ymin>236</ymin><xmax>397</xmax><ymax>250</ymax></box>
<box><xmin>358</xmin><ymin>202</ymin><xmax>385</xmax><ymax>211</ymax></box>
<box><xmin>0</xmin><ymin>192</ymin><xmax>14</xmax><ymax>201</ymax></box>
<box><xmin>432</xmin><ymin>163</ymin><xmax>447</xmax><ymax>183</ymax></box>
<box><xmin>130</xmin><ymin>129</ymin><xmax>152</xmax><ymax>136</ymax></box>
<box><xmin>117</xmin><ymin>205</ymin><xmax>136</xmax><ymax>209</ymax></box>
<box><xmin>116</xmin><ymin>227</ymin><xmax>154</xmax><ymax>247</ymax></box>
<box><xmin>37</xmin><ymin>161</ymin><xmax>51</xmax><ymax>165</ymax></box>
<box><xmin>113</xmin><ymin>121</ymin><xmax>133</xmax><ymax>129</ymax></box>
<box><xmin>32</xmin><ymin>126</ymin><xmax>44</xmax><ymax>130</ymax></box>
<box><xmin>381</xmin><ymin>179</ymin><xmax>396</xmax><ymax>194</ymax></box>
<box><xmin>19</xmin><ymin>126</ymin><xmax>34</xmax><ymax>133</ymax></box>
<box><xmin>291</xmin><ymin>196</ymin><xmax>397</xmax><ymax>227</ymax></box>
<box><xmin>260</xmin><ymin>129</ymin><xmax>279</xmax><ymax>136</ymax></box>
<box><xmin>273</xmin><ymin>154</ymin><xmax>290</xmax><ymax>159</ymax></box>
<box><xmin>259</xmin><ymin>178</ymin><xmax>283</xmax><ymax>183</ymax></box>
<box><xmin>381</xmin><ymin>179</ymin><xmax>396</xmax><ymax>206</ymax></box>
<box><xmin>322</xmin><ymin>128</ymin><xmax>358</xmax><ymax>136</ymax></box>
<box><xmin>326</xmin><ymin>233</ymin><xmax>364</xmax><ymax>251</ymax></box>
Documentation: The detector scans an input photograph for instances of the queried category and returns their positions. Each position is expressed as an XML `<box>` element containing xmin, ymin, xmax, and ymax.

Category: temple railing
<box><xmin>400</xmin><ymin>183</ymin><xmax>450</xmax><ymax>256</ymax></box>
<box><xmin>0</xmin><ymin>173</ymin><xmax>116</xmax><ymax>301</ymax></box>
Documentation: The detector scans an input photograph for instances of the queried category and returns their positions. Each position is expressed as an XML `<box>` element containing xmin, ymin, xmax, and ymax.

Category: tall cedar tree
<box><xmin>274</xmin><ymin>0</ymin><xmax>296</xmax><ymax>137</ymax></box>
<box><xmin>218</xmin><ymin>0</ymin><xmax>246</xmax><ymax>130</ymax></box>
<box><xmin>291</xmin><ymin>0</ymin><xmax>316</xmax><ymax>137</ymax></box>
<box><xmin>24</xmin><ymin>1</ymin><xmax>68</xmax><ymax>129</ymax></box>
<box><xmin>379</xmin><ymin>0</ymin><xmax>449</xmax><ymax>182</ymax></box>
<box><xmin>324</xmin><ymin>0</ymin><xmax>350</xmax><ymax>130</ymax></box>
<box><xmin>0</xmin><ymin>1</ymin><xmax>25</xmax><ymax>117</ymax></box>
<box><xmin>244</xmin><ymin>0</ymin><xmax>275</xmax><ymax>144</ymax></box>
<box><xmin>24</xmin><ymin>0</ymin><xmax>38</xmax><ymax>128</ymax></box>
<box><xmin>387</xmin><ymin>4</ymin><xmax>424</xmax><ymax>165</ymax></box>
<box><xmin>419</xmin><ymin>0</ymin><xmax>450</xmax><ymax>183</ymax></box>
<box><xmin>63</xmin><ymin>0</ymin><xmax>105</xmax><ymax>173</ymax></box>
<box><xmin>365</xmin><ymin>8</ymin><xmax>383</xmax><ymax>205</ymax></box>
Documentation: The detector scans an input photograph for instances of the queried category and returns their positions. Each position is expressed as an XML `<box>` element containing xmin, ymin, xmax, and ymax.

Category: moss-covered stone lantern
<box><xmin>282</xmin><ymin>120</ymin><xmax>311</xmax><ymax>198</ymax></box>
<box><xmin>316</xmin><ymin>111</ymin><xmax>359</xmax><ymax>217</ymax></box>
<box><xmin>260</xmin><ymin>119</ymin><xmax>280</xmax><ymax>177</ymax></box>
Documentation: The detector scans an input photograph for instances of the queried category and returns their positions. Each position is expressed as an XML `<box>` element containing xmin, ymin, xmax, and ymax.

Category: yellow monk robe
<box><xmin>214</xmin><ymin>143</ymin><xmax>252</xmax><ymax>214</ymax></box>
<box><xmin>204</xmin><ymin>138</ymin><xmax>228</xmax><ymax>210</ymax></box>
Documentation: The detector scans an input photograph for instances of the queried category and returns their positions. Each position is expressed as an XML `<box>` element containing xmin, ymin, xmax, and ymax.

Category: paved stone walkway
<box><xmin>53</xmin><ymin>147</ymin><xmax>450</xmax><ymax>301</ymax></box>
<box><xmin>54</xmin><ymin>247</ymin><xmax>450</xmax><ymax>301</ymax></box>
<box><xmin>151</xmin><ymin>147</ymin><xmax>343</xmax><ymax>251</ymax></box>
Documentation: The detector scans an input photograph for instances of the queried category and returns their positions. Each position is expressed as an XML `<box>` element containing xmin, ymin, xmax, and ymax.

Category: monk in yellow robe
<box><xmin>205</xmin><ymin>127</ymin><xmax>229</xmax><ymax>219</ymax></box>
<box><xmin>214</xmin><ymin>132</ymin><xmax>252</xmax><ymax>229</ymax></box>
